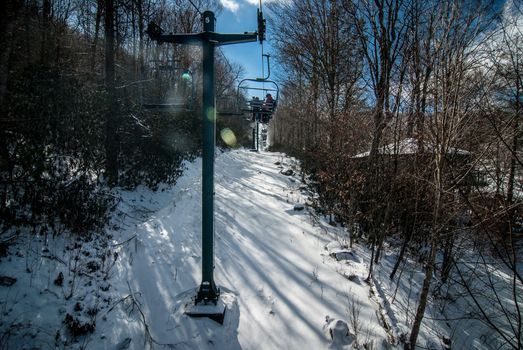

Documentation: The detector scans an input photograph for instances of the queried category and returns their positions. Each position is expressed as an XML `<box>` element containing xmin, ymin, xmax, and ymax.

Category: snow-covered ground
<box><xmin>101</xmin><ymin>150</ymin><xmax>389</xmax><ymax>349</ymax></box>
<box><xmin>0</xmin><ymin>149</ymin><xmax>518</xmax><ymax>349</ymax></box>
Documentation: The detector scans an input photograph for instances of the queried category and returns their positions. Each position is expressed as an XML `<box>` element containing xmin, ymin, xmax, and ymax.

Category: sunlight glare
<box><xmin>220</xmin><ymin>128</ymin><xmax>237</xmax><ymax>146</ymax></box>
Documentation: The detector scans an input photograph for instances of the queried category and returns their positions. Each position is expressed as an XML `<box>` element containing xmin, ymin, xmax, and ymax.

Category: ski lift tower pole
<box><xmin>146</xmin><ymin>11</ymin><xmax>260</xmax><ymax>307</ymax></box>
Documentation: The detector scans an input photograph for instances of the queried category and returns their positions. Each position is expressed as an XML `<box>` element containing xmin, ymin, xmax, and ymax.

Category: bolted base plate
<box><xmin>170</xmin><ymin>289</ymin><xmax>240</xmax><ymax>346</ymax></box>
<box><xmin>185</xmin><ymin>298</ymin><xmax>227</xmax><ymax>324</ymax></box>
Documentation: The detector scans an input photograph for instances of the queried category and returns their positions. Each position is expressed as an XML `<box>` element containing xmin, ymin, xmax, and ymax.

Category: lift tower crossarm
<box><xmin>212</xmin><ymin>33</ymin><xmax>258</xmax><ymax>45</ymax></box>
<box><xmin>146</xmin><ymin>32</ymin><xmax>258</xmax><ymax>46</ymax></box>
<box><xmin>146</xmin><ymin>23</ymin><xmax>258</xmax><ymax>46</ymax></box>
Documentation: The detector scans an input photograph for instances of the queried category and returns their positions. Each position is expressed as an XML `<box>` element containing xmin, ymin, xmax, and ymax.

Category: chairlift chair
<box><xmin>216</xmin><ymin>79</ymin><xmax>279</xmax><ymax>122</ymax></box>
<box><xmin>141</xmin><ymin>59</ymin><xmax>195</xmax><ymax>112</ymax></box>
<box><xmin>239</xmin><ymin>78</ymin><xmax>279</xmax><ymax>124</ymax></box>
<box><xmin>216</xmin><ymin>95</ymin><xmax>246</xmax><ymax>117</ymax></box>
<box><xmin>217</xmin><ymin>52</ymin><xmax>279</xmax><ymax>121</ymax></box>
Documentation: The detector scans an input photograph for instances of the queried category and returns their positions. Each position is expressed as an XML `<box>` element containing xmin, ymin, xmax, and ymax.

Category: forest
<box><xmin>0</xmin><ymin>0</ymin><xmax>247</xmax><ymax>234</ymax></box>
<box><xmin>0</xmin><ymin>0</ymin><xmax>522</xmax><ymax>349</ymax></box>
<box><xmin>268</xmin><ymin>0</ymin><xmax>522</xmax><ymax>348</ymax></box>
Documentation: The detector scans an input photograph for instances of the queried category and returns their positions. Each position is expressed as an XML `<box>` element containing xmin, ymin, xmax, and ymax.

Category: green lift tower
<box><xmin>146</xmin><ymin>10</ymin><xmax>263</xmax><ymax>322</ymax></box>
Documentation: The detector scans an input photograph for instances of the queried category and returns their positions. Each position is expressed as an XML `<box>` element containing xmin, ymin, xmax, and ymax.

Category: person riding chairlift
<box><xmin>265</xmin><ymin>93</ymin><xmax>274</xmax><ymax>109</ymax></box>
<box><xmin>251</xmin><ymin>96</ymin><xmax>261</xmax><ymax>122</ymax></box>
<box><xmin>263</xmin><ymin>93</ymin><xmax>274</xmax><ymax>123</ymax></box>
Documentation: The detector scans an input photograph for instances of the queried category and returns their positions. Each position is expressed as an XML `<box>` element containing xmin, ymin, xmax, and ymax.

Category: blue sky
<box><xmin>212</xmin><ymin>0</ymin><xmax>513</xmax><ymax>95</ymax></box>
<box><xmin>214</xmin><ymin>0</ymin><xmax>275</xmax><ymax>84</ymax></box>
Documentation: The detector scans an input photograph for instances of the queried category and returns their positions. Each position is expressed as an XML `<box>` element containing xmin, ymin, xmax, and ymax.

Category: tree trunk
<box><xmin>0</xmin><ymin>1</ymin><xmax>24</xmax><ymax>210</ymax></box>
<box><xmin>104</xmin><ymin>0</ymin><xmax>118</xmax><ymax>185</ymax></box>
<box><xmin>0</xmin><ymin>0</ymin><xmax>24</xmax><ymax>106</ymax></box>
<box><xmin>366</xmin><ymin>228</ymin><xmax>378</xmax><ymax>283</ymax></box>
<box><xmin>440</xmin><ymin>230</ymin><xmax>455</xmax><ymax>283</ymax></box>
<box><xmin>506</xmin><ymin>120</ymin><xmax>517</xmax><ymax>208</ymax></box>
<box><xmin>390</xmin><ymin>228</ymin><xmax>410</xmax><ymax>280</ymax></box>
<box><xmin>137</xmin><ymin>0</ymin><xmax>145</xmax><ymax>76</ymax></box>
<box><xmin>40</xmin><ymin>0</ymin><xmax>52</xmax><ymax>65</ymax></box>
<box><xmin>406</xmin><ymin>230</ymin><xmax>437</xmax><ymax>350</ymax></box>
<box><xmin>374</xmin><ymin>200</ymin><xmax>392</xmax><ymax>264</ymax></box>
<box><xmin>407</xmin><ymin>154</ymin><xmax>443</xmax><ymax>349</ymax></box>
<box><xmin>90</xmin><ymin>0</ymin><xmax>102</xmax><ymax>71</ymax></box>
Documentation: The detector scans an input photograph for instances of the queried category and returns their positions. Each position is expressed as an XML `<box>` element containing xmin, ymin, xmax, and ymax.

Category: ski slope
<box><xmin>100</xmin><ymin>149</ymin><xmax>389</xmax><ymax>349</ymax></box>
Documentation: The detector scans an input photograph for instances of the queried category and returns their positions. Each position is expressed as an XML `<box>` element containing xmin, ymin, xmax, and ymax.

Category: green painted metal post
<box><xmin>197</xmin><ymin>10</ymin><xmax>219</xmax><ymax>303</ymax></box>
<box><xmin>252</xmin><ymin>126</ymin><xmax>256</xmax><ymax>150</ymax></box>
<box><xmin>144</xmin><ymin>10</ymin><xmax>259</xmax><ymax>307</ymax></box>
<box><xmin>256</xmin><ymin>121</ymin><xmax>259</xmax><ymax>150</ymax></box>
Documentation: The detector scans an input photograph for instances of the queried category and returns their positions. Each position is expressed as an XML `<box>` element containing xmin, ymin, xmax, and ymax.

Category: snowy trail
<box><xmin>104</xmin><ymin>149</ymin><xmax>389</xmax><ymax>349</ymax></box>
<box><xmin>214</xmin><ymin>151</ymin><xmax>375</xmax><ymax>349</ymax></box>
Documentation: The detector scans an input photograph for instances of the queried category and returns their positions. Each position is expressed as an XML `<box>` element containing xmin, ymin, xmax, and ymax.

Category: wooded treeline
<box><xmin>0</xmin><ymin>0</ymin><xmax>247</xmax><ymax>235</ymax></box>
<box><xmin>268</xmin><ymin>0</ymin><xmax>522</xmax><ymax>348</ymax></box>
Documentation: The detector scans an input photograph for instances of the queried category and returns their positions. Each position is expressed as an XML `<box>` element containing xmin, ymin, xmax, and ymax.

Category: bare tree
<box><xmin>407</xmin><ymin>1</ymin><xmax>495</xmax><ymax>347</ymax></box>
<box><xmin>344</xmin><ymin>0</ymin><xmax>406</xmax><ymax>165</ymax></box>
<box><xmin>269</xmin><ymin>0</ymin><xmax>363</xmax><ymax>154</ymax></box>
<box><xmin>343</xmin><ymin>0</ymin><xmax>408</xmax><ymax>281</ymax></box>
<box><xmin>452</xmin><ymin>2</ymin><xmax>523</xmax><ymax>347</ymax></box>
<box><xmin>104</xmin><ymin>0</ymin><xmax>118</xmax><ymax>185</ymax></box>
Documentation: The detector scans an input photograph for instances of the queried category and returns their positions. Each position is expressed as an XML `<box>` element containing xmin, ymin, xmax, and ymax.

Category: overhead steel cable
<box><xmin>218</xmin><ymin>47</ymin><xmax>235</xmax><ymax>76</ymax></box>
<box><xmin>188</xmin><ymin>0</ymin><xmax>202</xmax><ymax>16</ymax></box>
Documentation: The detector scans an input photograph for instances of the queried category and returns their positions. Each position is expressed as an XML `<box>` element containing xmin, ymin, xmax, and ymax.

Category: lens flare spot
<box><xmin>182</xmin><ymin>71</ymin><xmax>192</xmax><ymax>81</ymax></box>
<box><xmin>206</xmin><ymin>107</ymin><xmax>215</xmax><ymax>121</ymax></box>
<box><xmin>220</xmin><ymin>128</ymin><xmax>237</xmax><ymax>147</ymax></box>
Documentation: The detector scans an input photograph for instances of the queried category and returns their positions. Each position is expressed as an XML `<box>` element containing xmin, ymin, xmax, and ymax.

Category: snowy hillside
<box><xmin>0</xmin><ymin>149</ymin><xmax>517</xmax><ymax>349</ymax></box>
